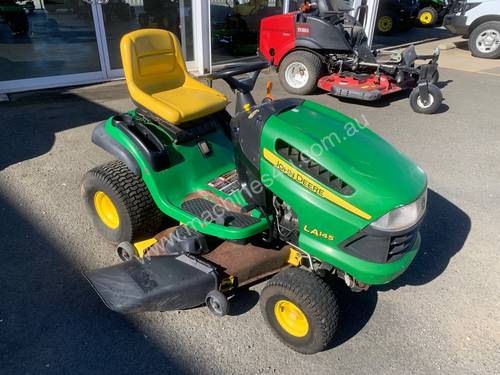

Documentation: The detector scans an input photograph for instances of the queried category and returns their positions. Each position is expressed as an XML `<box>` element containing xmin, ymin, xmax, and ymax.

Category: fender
<box><xmin>277</xmin><ymin>47</ymin><xmax>327</xmax><ymax>70</ymax></box>
<box><xmin>91</xmin><ymin>121</ymin><xmax>141</xmax><ymax>177</ymax></box>
<box><xmin>467</xmin><ymin>15</ymin><xmax>500</xmax><ymax>38</ymax></box>
<box><xmin>270</xmin><ymin>40</ymin><xmax>298</xmax><ymax>66</ymax></box>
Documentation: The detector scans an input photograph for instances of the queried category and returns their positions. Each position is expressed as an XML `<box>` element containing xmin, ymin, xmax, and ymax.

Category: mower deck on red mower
<box><xmin>259</xmin><ymin>2</ymin><xmax>445</xmax><ymax>114</ymax></box>
<box><xmin>318</xmin><ymin>72</ymin><xmax>412</xmax><ymax>102</ymax></box>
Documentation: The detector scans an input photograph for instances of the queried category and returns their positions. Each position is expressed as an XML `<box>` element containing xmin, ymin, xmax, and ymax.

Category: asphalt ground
<box><xmin>1</xmin><ymin>66</ymin><xmax>499</xmax><ymax>374</ymax></box>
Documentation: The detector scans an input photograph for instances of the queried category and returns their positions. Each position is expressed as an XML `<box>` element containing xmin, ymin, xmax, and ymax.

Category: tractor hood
<box><xmin>260</xmin><ymin>100</ymin><xmax>427</xmax><ymax>222</ymax></box>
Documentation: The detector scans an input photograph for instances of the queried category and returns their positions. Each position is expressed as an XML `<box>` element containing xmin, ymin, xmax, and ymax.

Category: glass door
<box><xmin>96</xmin><ymin>0</ymin><xmax>195</xmax><ymax>78</ymax></box>
<box><xmin>210</xmin><ymin>0</ymin><xmax>284</xmax><ymax>64</ymax></box>
<box><xmin>0</xmin><ymin>0</ymin><xmax>199</xmax><ymax>93</ymax></box>
<box><xmin>0</xmin><ymin>0</ymin><xmax>107</xmax><ymax>92</ymax></box>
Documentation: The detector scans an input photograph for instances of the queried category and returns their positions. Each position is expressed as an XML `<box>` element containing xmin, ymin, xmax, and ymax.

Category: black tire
<box><xmin>260</xmin><ymin>267</ymin><xmax>339</xmax><ymax>354</ymax></box>
<box><xmin>8</xmin><ymin>12</ymin><xmax>29</xmax><ymax>35</ymax></box>
<box><xmin>81</xmin><ymin>160</ymin><xmax>164</xmax><ymax>244</ymax></box>
<box><xmin>117</xmin><ymin>241</ymin><xmax>136</xmax><ymax>262</ymax></box>
<box><xmin>375</xmin><ymin>11</ymin><xmax>397</xmax><ymax>35</ymax></box>
<box><xmin>417</xmin><ymin>7</ymin><xmax>438</xmax><ymax>27</ymax></box>
<box><xmin>468</xmin><ymin>21</ymin><xmax>500</xmax><ymax>59</ymax></box>
<box><xmin>409</xmin><ymin>83</ymin><xmax>443</xmax><ymax>114</ymax></box>
<box><xmin>279</xmin><ymin>51</ymin><xmax>323</xmax><ymax>95</ymax></box>
<box><xmin>206</xmin><ymin>290</ymin><xmax>229</xmax><ymax>317</ymax></box>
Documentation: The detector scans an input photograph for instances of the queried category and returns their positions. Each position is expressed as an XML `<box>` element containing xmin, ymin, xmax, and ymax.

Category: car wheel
<box><xmin>468</xmin><ymin>21</ymin><xmax>500</xmax><ymax>59</ymax></box>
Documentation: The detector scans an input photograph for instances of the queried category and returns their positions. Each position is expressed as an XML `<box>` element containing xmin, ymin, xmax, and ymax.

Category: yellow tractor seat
<box><xmin>120</xmin><ymin>29</ymin><xmax>228</xmax><ymax>125</ymax></box>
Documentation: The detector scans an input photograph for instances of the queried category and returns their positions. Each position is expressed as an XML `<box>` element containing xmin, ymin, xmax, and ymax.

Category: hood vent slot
<box><xmin>276</xmin><ymin>140</ymin><xmax>354</xmax><ymax>196</ymax></box>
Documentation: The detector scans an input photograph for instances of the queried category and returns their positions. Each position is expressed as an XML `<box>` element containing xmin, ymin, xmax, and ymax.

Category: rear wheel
<box><xmin>279</xmin><ymin>51</ymin><xmax>323</xmax><ymax>95</ymax></box>
<box><xmin>409</xmin><ymin>83</ymin><xmax>443</xmax><ymax>114</ymax></box>
<box><xmin>468</xmin><ymin>21</ymin><xmax>500</xmax><ymax>59</ymax></box>
<box><xmin>376</xmin><ymin>11</ymin><xmax>397</xmax><ymax>35</ymax></box>
<box><xmin>81</xmin><ymin>160</ymin><xmax>164</xmax><ymax>244</ymax></box>
<box><xmin>417</xmin><ymin>7</ymin><xmax>438</xmax><ymax>27</ymax></box>
<box><xmin>260</xmin><ymin>267</ymin><xmax>339</xmax><ymax>354</ymax></box>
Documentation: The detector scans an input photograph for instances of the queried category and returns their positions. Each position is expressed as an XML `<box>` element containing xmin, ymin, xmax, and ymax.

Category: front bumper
<box><xmin>443</xmin><ymin>15</ymin><xmax>468</xmax><ymax>36</ymax></box>
<box><xmin>334</xmin><ymin>217</ymin><xmax>424</xmax><ymax>285</ymax></box>
<box><xmin>328</xmin><ymin>233</ymin><xmax>421</xmax><ymax>285</ymax></box>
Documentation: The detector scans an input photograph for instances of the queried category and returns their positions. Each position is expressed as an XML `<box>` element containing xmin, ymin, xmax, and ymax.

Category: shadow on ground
<box><xmin>379</xmin><ymin>189</ymin><xmax>471</xmax><ymax>290</ymax></box>
<box><xmin>0</xmin><ymin>85</ymin><xmax>129</xmax><ymax>170</ymax></box>
<box><xmin>334</xmin><ymin>189</ymin><xmax>469</xmax><ymax>346</ymax></box>
<box><xmin>0</xmin><ymin>192</ymin><xmax>190</xmax><ymax>374</ymax></box>
<box><xmin>0</xmin><ymin>87</ymin><xmax>192</xmax><ymax>374</ymax></box>
<box><xmin>454</xmin><ymin>40</ymin><xmax>470</xmax><ymax>51</ymax></box>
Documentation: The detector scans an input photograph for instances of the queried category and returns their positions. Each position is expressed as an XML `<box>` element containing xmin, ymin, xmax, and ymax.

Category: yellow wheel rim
<box><xmin>274</xmin><ymin>300</ymin><xmax>309</xmax><ymax>337</ymax></box>
<box><xmin>94</xmin><ymin>191</ymin><xmax>120</xmax><ymax>229</ymax></box>
<box><xmin>378</xmin><ymin>16</ymin><xmax>393</xmax><ymax>33</ymax></box>
<box><xmin>420</xmin><ymin>12</ymin><xmax>433</xmax><ymax>25</ymax></box>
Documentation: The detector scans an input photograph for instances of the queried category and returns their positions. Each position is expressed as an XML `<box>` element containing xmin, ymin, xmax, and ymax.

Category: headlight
<box><xmin>370</xmin><ymin>189</ymin><xmax>427</xmax><ymax>232</ymax></box>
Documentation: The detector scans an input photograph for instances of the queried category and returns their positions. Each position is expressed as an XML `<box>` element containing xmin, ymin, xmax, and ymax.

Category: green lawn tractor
<box><xmin>417</xmin><ymin>0</ymin><xmax>450</xmax><ymax>27</ymax></box>
<box><xmin>82</xmin><ymin>29</ymin><xmax>428</xmax><ymax>354</ymax></box>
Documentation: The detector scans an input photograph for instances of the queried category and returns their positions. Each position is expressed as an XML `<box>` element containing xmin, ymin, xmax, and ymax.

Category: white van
<box><xmin>444</xmin><ymin>0</ymin><xmax>500</xmax><ymax>58</ymax></box>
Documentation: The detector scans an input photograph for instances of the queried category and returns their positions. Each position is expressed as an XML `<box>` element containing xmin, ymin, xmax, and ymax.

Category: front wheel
<box><xmin>279</xmin><ymin>51</ymin><xmax>323</xmax><ymax>95</ymax></box>
<box><xmin>260</xmin><ymin>267</ymin><xmax>339</xmax><ymax>354</ymax></box>
<box><xmin>468</xmin><ymin>21</ymin><xmax>500</xmax><ymax>59</ymax></box>
<box><xmin>409</xmin><ymin>83</ymin><xmax>443</xmax><ymax>114</ymax></box>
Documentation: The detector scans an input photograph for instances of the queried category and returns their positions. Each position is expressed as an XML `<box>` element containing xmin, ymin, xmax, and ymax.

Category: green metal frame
<box><xmin>102</xmin><ymin>100</ymin><xmax>426</xmax><ymax>285</ymax></box>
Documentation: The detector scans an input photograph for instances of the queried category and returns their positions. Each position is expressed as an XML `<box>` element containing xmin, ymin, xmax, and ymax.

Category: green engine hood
<box><xmin>260</xmin><ymin>100</ymin><xmax>427</xmax><ymax>222</ymax></box>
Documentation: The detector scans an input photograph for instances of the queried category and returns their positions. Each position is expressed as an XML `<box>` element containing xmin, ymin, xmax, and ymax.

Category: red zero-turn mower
<box><xmin>259</xmin><ymin>0</ymin><xmax>443</xmax><ymax>114</ymax></box>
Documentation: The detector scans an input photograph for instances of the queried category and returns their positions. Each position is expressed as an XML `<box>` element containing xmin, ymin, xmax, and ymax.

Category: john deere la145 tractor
<box><xmin>82</xmin><ymin>29</ymin><xmax>427</xmax><ymax>354</ymax></box>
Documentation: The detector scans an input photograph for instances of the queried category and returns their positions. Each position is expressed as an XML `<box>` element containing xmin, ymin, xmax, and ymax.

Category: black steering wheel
<box><xmin>204</xmin><ymin>60</ymin><xmax>270</xmax><ymax>93</ymax></box>
<box><xmin>321</xmin><ymin>10</ymin><xmax>345</xmax><ymax>24</ymax></box>
<box><xmin>206</xmin><ymin>60</ymin><xmax>269</xmax><ymax>80</ymax></box>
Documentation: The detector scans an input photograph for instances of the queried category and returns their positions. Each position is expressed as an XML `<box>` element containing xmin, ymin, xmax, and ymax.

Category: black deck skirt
<box><xmin>84</xmin><ymin>255</ymin><xmax>218</xmax><ymax>314</ymax></box>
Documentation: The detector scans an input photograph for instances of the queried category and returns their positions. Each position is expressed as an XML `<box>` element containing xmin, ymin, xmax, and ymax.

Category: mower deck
<box><xmin>317</xmin><ymin>73</ymin><xmax>410</xmax><ymax>101</ymax></box>
<box><xmin>84</xmin><ymin>226</ymin><xmax>291</xmax><ymax>314</ymax></box>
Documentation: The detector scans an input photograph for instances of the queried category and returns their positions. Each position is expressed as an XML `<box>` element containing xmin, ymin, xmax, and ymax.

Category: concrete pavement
<box><xmin>1</xmin><ymin>66</ymin><xmax>499</xmax><ymax>374</ymax></box>
<box><xmin>378</xmin><ymin>27</ymin><xmax>500</xmax><ymax>77</ymax></box>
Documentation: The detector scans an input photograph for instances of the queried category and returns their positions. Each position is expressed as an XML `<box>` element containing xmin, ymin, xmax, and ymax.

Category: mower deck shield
<box><xmin>84</xmin><ymin>255</ymin><xmax>218</xmax><ymax>313</ymax></box>
<box><xmin>318</xmin><ymin>73</ymin><xmax>405</xmax><ymax>101</ymax></box>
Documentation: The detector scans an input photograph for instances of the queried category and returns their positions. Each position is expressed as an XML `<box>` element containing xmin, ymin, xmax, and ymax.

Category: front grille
<box><xmin>340</xmin><ymin>224</ymin><xmax>421</xmax><ymax>264</ymax></box>
<box><xmin>388</xmin><ymin>229</ymin><xmax>418</xmax><ymax>262</ymax></box>
<box><xmin>276</xmin><ymin>140</ymin><xmax>354</xmax><ymax>195</ymax></box>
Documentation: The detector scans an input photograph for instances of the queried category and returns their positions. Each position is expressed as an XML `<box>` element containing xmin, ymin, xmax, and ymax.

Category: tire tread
<box><xmin>261</xmin><ymin>267</ymin><xmax>339</xmax><ymax>354</ymax></box>
<box><xmin>84</xmin><ymin>160</ymin><xmax>164</xmax><ymax>242</ymax></box>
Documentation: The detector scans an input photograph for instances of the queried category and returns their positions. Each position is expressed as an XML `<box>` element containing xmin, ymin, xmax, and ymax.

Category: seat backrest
<box><xmin>120</xmin><ymin>29</ymin><xmax>187</xmax><ymax>95</ymax></box>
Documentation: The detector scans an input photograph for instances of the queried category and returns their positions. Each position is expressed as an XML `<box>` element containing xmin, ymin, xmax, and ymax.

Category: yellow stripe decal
<box><xmin>263</xmin><ymin>148</ymin><xmax>371</xmax><ymax>220</ymax></box>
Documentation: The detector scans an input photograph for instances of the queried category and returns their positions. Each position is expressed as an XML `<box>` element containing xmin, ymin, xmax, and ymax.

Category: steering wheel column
<box><xmin>204</xmin><ymin>60</ymin><xmax>269</xmax><ymax>114</ymax></box>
